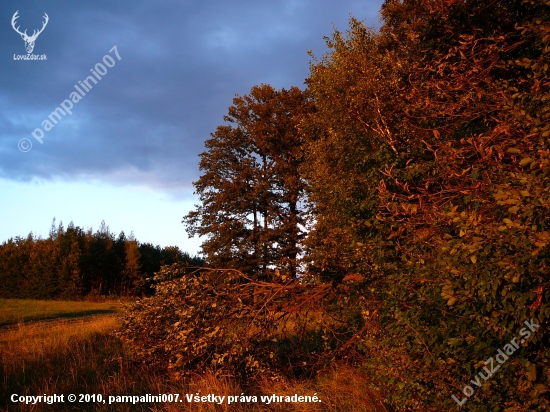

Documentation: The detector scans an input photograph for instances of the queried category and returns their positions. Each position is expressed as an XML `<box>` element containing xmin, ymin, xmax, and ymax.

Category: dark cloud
<box><xmin>0</xmin><ymin>0</ymin><xmax>383</xmax><ymax>191</ymax></box>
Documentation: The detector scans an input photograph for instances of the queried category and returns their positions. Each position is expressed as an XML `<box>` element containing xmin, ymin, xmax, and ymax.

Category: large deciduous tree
<box><xmin>183</xmin><ymin>84</ymin><xmax>313</xmax><ymax>278</ymax></box>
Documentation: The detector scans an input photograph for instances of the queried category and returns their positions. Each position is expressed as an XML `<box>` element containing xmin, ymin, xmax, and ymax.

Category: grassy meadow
<box><xmin>0</xmin><ymin>299</ymin><xmax>386</xmax><ymax>412</ymax></box>
<box><xmin>0</xmin><ymin>299</ymin><xmax>119</xmax><ymax>327</ymax></box>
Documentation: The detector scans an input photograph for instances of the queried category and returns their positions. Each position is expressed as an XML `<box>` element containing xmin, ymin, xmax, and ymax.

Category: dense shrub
<box><xmin>118</xmin><ymin>263</ymin><xmax>369</xmax><ymax>381</ymax></box>
<box><xmin>304</xmin><ymin>0</ymin><xmax>550</xmax><ymax>410</ymax></box>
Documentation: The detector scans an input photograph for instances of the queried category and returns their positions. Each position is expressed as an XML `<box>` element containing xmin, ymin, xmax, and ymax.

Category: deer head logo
<box><xmin>11</xmin><ymin>11</ymin><xmax>49</xmax><ymax>54</ymax></box>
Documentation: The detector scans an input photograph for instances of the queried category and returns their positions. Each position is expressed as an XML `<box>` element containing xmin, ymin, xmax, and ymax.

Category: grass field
<box><xmin>0</xmin><ymin>300</ymin><xmax>386</xmax><ymax>411</ymax></box>
<box><xmin>0</xmin><ymin>315</ymin><xmax>156</xmax><ymax>412</ymax></box>
<box><xmin>0</xmin><ymin>298</ymin><xmax>120</xmax><ymax>327</ymax></box>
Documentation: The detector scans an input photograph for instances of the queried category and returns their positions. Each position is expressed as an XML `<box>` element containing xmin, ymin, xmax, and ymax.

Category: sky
<box><xmin>0</xmin><ymin>0</ymin><xmax>383</xmax><ymax>255</ymax></box>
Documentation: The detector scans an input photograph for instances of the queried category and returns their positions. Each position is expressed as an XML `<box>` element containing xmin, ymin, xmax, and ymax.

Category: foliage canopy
<box><xmin>123</xmin><ymin>0</ymin><xmax>550</xmax><ymax>410</ymax></box>
<box><xmin>184</xmin><ymin>84</ymin><xmax>313</xmax><ymax>278</ymax></box>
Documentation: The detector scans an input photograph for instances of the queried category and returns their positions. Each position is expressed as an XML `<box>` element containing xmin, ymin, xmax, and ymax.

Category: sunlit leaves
<box><xmin>183</xmin><ymin>85</ymin><xmax>313</xmax><ymax>278</ymax></box>
<box><xmin>118</xmin><ymin>264</ymin><xmax>367</xmax><ymax>380</ymax></box>
<box><xmin>304</xmin><ymin>0</ymin><xmax>550</xmax><ymax>410</ymax></box>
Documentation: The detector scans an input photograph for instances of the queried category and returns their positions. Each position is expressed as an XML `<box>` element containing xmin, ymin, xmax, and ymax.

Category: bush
<box><xmin>117</xmin><ymin>263</ymin><xmax>369</xmax><ymax>381</ymax></box>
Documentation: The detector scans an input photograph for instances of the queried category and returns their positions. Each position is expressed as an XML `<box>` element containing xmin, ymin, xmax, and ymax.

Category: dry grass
<box><xmin>0</xmin><ymin>316</ymin><xmax>118</xmax><ymax>366</ymax></box>
<box><xmin>259</xmin><ymin>365</ymin><xmax>388</xmax><ymax>412</ymax></box>
<box><xmin>155</xmin><ymin>366</ymin><xmax>387</xmax><ymax>412</ymax></box>
<box><xmin>0</xmin><ymin>298</ymin><xmax>120</xmax><ymax>327</ymax></box>
<box><xmin>0</xmin><ymin>315</ymin><xmax>162</xmax><ymax>411</ymax></box>
<box><xmin>0</xmin><ymin>314</ymin><xmax>387</xmax><ymax>411</ymax></box>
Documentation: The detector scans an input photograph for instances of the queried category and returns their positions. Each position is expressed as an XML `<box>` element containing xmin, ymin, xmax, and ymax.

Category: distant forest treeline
<box><xmin>0</xmin><ymin>219</ymin><xmax>203</xmax><ymax>299</ymax></box>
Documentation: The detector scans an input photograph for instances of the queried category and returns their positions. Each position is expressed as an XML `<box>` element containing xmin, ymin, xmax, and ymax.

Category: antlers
<box><xmin>11</xmin><ymin>11</ymin><xmax>49</xmax><ymax>41</ymax></box>
<box><xmin>11</xmin><ymin>11</ymin><xmax>24</xmax><ymax>37</ymax></box>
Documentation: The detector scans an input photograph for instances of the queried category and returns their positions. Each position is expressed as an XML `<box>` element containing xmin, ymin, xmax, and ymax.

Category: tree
<box><xmin>302</xmin><ymin>19</ymin><xmax>406</xmax><ymax>282</ymax></box>
<box><xmin>58</xmin><ymin>222</ymin><xmax>84</xmax><ymax>297</ymax></box>
<box><xmin>184</xmin><ymin>84</ymin><xmax>313</xmax><ymax>278</ymax></box>
<box><xmin>122</xmin><ymin>231</ymin><xmax>143</xmax><ymax>294</ymax></box>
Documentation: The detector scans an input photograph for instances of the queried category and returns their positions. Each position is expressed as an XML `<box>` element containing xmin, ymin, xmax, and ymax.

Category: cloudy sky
<box><xmin>0</xmin><ymin>0</ymin><xmax>383</xmax><ymax>254</ymax></box>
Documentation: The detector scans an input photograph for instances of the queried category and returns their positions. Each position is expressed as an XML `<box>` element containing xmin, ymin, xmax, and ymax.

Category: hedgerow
<box><xmin>117</xmin><ymin>264</ymin><xmax>370</xmax><ymax>381</ymax></box>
